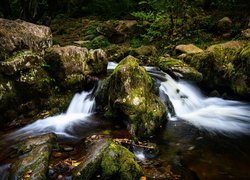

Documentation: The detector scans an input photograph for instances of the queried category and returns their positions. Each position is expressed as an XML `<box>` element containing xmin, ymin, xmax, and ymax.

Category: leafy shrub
<box><xmin>131</xmin><ymin>11</ymin><xmax>171</xmax><ymax>42</ymax></box>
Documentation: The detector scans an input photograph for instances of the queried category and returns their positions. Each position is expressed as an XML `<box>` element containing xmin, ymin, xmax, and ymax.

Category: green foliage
<box><xmin>199</xmin><ymin>15</ymin><xmax>217</xmax><ymax>32</ymax></box>
<box><xmin>131</xmin><ymin>11</ymin><xmax>155</xmax><ymax>21</ymax></box>
<box><xmin>130</xmin><ymin>38</ymin><xmax>144</xmax><ymax>48</ymax></box>
<box><xmin>82</xmin><ymin>0</ymin><xmax>136</xmax><ymax>18</ymax></box>
<box><xmin>84</xmin><ymin>36</ymin><xmax>111</xmax><ymax>49</ymax></box>
<box><xmin>131</xmin><ymin>11</ymin><xmax>171</xmax><ymax>42</ymax></box>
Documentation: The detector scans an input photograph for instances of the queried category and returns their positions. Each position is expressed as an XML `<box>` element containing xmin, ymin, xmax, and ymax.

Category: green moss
<box><xmin>101</xmin><ymin>142</ymin><xmax>143</xmax><ymax>180</ymax></box>
<box><xmin>156</xmin><ymin>56</ymin><xmax>202</xmax><ymax>82</ymax></box>
<box><xmin>184</xmin><ymin>42</ymin><xmax>250</xmax><ymax>97</ymax></box>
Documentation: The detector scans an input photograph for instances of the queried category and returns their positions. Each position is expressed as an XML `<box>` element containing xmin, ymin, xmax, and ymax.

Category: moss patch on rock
<box><xmin>155</xmin><ymin>56</ymin><xmax>202</xmax><ymax>82</ymax></box>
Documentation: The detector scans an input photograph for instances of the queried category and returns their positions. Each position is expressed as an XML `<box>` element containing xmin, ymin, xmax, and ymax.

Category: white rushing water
<box><xmin>9</xmin><ymin>90</ymin><xmax>96</xmax><ymax>139</ymax></box>
<box><xmin>109</xmin><ymin>62</ymin><xmax>250</xmax><ymax>135</ymax></box>
<box><xmin>157</xmin><ymin>72</ymin><xmax>250</xmax><ymax>135</ymax></box>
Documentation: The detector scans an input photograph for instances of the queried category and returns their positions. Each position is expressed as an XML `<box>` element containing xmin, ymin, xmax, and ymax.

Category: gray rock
<box><xmin>0</xmin><ymin>18</ymin><xmax>52</xmax><ymax>60</ymax></box>
<box><xmin>175</xmin><ymin>44</ymin><xmax>203</xmax><ymax>55</ymax></box>
<box><xmin>44</xmin><ymin>46</ymin><xmax>107</xmax><ymax>87</ymax></box>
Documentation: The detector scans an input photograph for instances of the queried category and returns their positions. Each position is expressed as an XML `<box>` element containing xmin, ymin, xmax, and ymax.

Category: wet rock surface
<box><xmin>10</xmin><ymin>133</ymin><xmax>57</xmax><ymax>179</ymax></box>
<box><xmin>155</xmin><ymin>56</ymin><xmax>202</xmax><ymax>82</ymax></box>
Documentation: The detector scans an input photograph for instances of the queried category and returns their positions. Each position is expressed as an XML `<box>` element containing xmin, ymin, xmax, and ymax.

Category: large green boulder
<box><xmin>97</xmin><ymin>55</ymin><xmax>167</xmax><ymax>139</ymax></box>
<box><xmin>73</xmin><ymin>138</ymin><xmax>142</xmax><ymax>180</ymax></box>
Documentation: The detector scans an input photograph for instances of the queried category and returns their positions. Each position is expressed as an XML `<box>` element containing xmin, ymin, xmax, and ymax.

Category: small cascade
<box><xmin>66</xmin><ymin>91</ymin><xmax>96</xmax><ymax>114</ymax></box>
<box><xmin>108</xmin><ymin>61</ymin><xmax>250</xmax><ymax>135</ymax></box>
<box><xmin>155</xmin><ymin>71</ymin><xmax>250</xmax><ymax>135</ymax></box>
<box><xmin>8</xmin><ymin>90</ymin><xmax>96</xmax><ymax>139</ymax></box>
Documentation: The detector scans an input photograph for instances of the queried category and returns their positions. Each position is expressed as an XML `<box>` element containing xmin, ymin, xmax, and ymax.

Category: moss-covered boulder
<box><xmin>234</xmin><ymin>43</ymin><xmax>250</xmax><ymax>95</ymax></box>
<box><xmin>73</xmin><ymin>138</ymin><xmax>142</xmax><ymax>180</ymax></box>
<box><xmin>97</xmin><ymin>55</ymin><xmax>167</xmax><ymax>139</ymax></box>
<box><xmin>184</xmin><ymin>41</ymin><xmax>250</xmax><ymax>98</ymax></box>
<box><xmin>217</xmin><ymin>17</ymin><xmax>232</xmax><ymax>34</ymax></box>
<box><xmin>207</xmin><ymin>41</ymin><xmax>244</xmax><ymax>52</ymax></box>
<box><xmin>242</xmin><ymin>28</ymin><xmax>250</xmax><ymax>39</ymax></box>
<box><xmin>44</xmin><ymin>46</ymin><xmax>107</xmax><ymax>88</ymax></box>
<box><xmin>156</xmin><ymin>56</ymin><xmax>202</xmax><ymax>82</ymax></box>
<box><xmin>10</xmin><ymin>133</ymin><xmax>57</xmax><ymax>179</ymax></box>
<box><xmin>0</xmin><ymin>50</ymin><xmax>44</xmax><ymax>76</ymax></box>
<box><xmin>0</xmin><ymin>18</ymin><xmax>52</xmax><ymax>60</ymax></box>
<box><xmin>101</xmin><ymin>142</ymin><xmax>143</xmax><ymax>180</ymax></box>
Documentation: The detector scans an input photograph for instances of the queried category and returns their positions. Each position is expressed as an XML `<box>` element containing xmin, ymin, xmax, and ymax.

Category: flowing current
<box><xmin>7</xmin><ymin>62</ymin><xmax>250</xmax><ymax>139</ymax></box>
<box><xmin>109</xmin><ymin>62</ymin><xmax>250</xmax><ymax>135</ymax></box>
<box><xmin>8</xmin><ymin>90</ymin><xmax>96</xmax><ymax>139</ymax></box>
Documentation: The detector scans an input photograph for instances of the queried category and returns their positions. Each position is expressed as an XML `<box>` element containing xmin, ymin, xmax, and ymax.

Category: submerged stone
<box><xmin>97</xmin><ymin>55</ymin><xmax>167</xmax><ymax>139</ymax></box>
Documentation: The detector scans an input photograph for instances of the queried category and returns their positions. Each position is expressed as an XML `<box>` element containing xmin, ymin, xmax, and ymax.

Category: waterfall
<box><xmin>8</xmin><ymin>90</ymin><xmax>96</xmax><ymax>139</ymax></box>
<box><xmin>152</xmin><ymin>71</ymin><xmax>250</xmax><ymax>135</ymax></box>
<box><xmin>66</xmin><ymin>91</ymin><xmax>95</xmax><ymax>114</ymax></box>
<box><xmin>108</xmin><ymin>62</ymin><xmax>250</xmax><ymax>135</ymax></box>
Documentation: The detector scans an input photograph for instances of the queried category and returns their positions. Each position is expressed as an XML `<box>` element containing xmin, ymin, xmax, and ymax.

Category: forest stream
<box><xmin>0</xmin><ymin>62</ymin><xmax>249</xmax><ymax>179</ymax></box>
